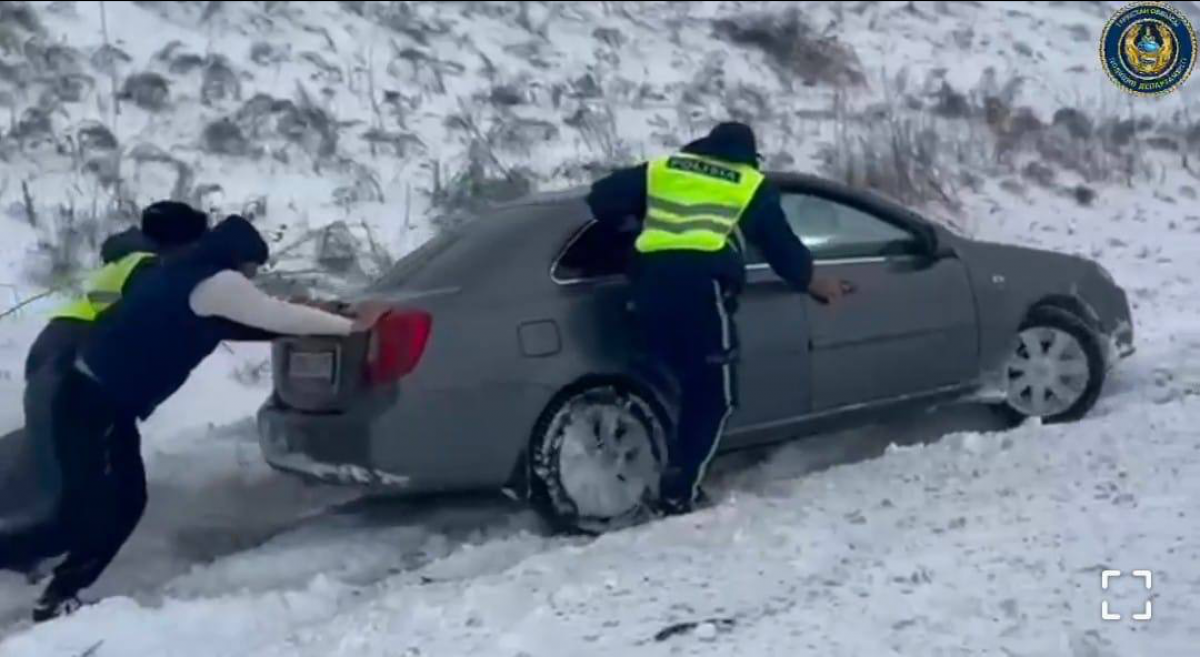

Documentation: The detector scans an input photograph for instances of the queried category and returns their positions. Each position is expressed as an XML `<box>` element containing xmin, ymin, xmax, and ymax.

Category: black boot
<box><xmin>32</xmin><ymin>585</ymin><xmax>83</xmax><ymax>623</ymax></box>
<box><xmin>657</xmin><ymin>467</ymin><xmax>717</xmax><ymax>516</ymax></box>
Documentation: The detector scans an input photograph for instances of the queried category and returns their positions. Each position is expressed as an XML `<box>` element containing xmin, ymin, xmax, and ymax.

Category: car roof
<box><xmin>490</xmin><ymin>172</ymin><xmax>925</xmax><ymax>229</ymax></box>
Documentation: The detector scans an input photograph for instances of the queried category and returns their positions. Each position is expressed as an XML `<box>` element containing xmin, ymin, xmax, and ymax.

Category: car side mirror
<box><xmin>919</xmin><ymin>224</ymin><xmax>956</xmax><ymax>260</ymax></box>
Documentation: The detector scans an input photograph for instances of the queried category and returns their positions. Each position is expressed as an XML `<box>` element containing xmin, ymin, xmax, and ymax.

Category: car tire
<box><xmin>529</xmin><ymin>384</ymin><xmax>668</xmax><ymax>535</ymax></box>
<box><xmin>995</xmin><ymin>306</ymin><xmax>1106</xmax><ymax>425</ymax></box>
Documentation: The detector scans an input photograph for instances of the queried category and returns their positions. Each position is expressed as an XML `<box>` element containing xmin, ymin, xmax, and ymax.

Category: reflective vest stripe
<box><xmin>645</xmin><ymin>197</ymin><xmax>743</xmax><ymax>221</ymax></box>
<box><xmin>643</xmin><ymin>216</ymin><xmax>736</xmax><ymax>235</ymax></box>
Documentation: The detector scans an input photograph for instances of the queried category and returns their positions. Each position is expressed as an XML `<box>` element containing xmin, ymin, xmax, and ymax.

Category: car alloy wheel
<box><xmin>530</xmin><ymin>385</ymin><xmax>667</xmax><ymax>534</ymax></box>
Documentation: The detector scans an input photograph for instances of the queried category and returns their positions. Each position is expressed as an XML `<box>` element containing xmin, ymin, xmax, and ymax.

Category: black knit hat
<box><xmin>208</xmin><ymin>215</ymin><xmax>269</xmax><ymax>267</ymax></box>
<box><xmin>141</xmin><ymin>201</ymin><xmax>210</xmax><ymax>249</ymax></box>
<box><xmin>705</xmin><ymin>122</ymin><xmax>760</xmax><ymax>165</ymax></box>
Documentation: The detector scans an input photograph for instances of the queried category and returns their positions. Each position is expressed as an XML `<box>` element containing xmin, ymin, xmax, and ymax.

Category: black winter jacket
<box><xmin>82</xmin><ymin>217</ymin><xmax>272</xmax><ymax>419</ymax></box>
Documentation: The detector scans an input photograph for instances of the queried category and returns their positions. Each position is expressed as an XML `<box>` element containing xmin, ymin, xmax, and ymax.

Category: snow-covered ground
<box><xmin>3</xmin><ymin>0</ymin><xmax>1200</xmax><ymax>655</ymax></box>
<box><xmin>2</xmin><ymin>172</ymin><xmax>1198</xmax><ymax>655</ymax></box>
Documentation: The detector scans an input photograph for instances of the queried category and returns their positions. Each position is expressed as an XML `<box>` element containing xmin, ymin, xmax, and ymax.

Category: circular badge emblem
<box><xmin>1101</xmin><ymin>2</ymin><xmax>1197</xmax><ymax>96</ymax></box>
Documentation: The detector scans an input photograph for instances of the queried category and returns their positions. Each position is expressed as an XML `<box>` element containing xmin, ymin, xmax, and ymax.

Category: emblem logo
<box><xmin>1100</xmin><ymin>2</ymin><xmax>1196</xmax><ymax>96</ymax></box>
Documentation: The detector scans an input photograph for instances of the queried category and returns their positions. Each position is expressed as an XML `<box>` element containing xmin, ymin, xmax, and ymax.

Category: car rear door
<box><xmin>776</xmin><ymin>191</ymin><xmax>980</xmax><ymax>411</ymax></box>
<box><xmin>551</xmin><ymin>219</ymin><xmax>812</xmax><ymax>446</ymax></box>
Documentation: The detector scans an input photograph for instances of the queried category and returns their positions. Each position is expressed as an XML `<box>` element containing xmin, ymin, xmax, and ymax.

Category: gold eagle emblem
<box><xmin>1123</xmin><ymin>20</ymin><xmax>1175</xmax><ymax>77</ymax></box>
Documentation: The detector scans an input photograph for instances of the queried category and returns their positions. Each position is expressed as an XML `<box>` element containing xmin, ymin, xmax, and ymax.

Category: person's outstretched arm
<box><xmin>189</xmin><ymin>271</ymin><xmax>354</xmax><ymax>336</ymax></box>
<box><xmin>740</xmin><ymin>183</ymin><xmax>815</xmax><ymax>293</ymax></box>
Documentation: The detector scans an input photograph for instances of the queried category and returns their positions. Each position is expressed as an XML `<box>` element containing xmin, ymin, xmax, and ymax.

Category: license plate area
<box><xmin>288</xmin><ymin>348</ymin><xmax>339</xmax><ymax>384</ymax></box>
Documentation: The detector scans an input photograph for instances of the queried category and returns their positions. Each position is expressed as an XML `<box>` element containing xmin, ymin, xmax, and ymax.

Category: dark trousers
<box><xmin>0</xmin><ymin>366</ymin><xmax>71</xmax><ymax>571</ymax></box>
<box><xmin>633</xmin><ymin>275</ymin><xmax>737</xmax><ymax>507</ymax></box>
<box><xmin>25</xmin><ymin>318</ymin><xmax>90</xmax><ymax>382</ymax></box>
<box><xmin>40</xmin><ymin>369</ymin><xmax>146</xmax><ymax>599</ymax></box>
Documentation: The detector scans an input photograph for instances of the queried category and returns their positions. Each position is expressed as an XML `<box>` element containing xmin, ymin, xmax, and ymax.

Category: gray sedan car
<box><xmin>257</xmin><ymin>173</ymin><xmax>1135</xmax><ymax>532</ymax></box>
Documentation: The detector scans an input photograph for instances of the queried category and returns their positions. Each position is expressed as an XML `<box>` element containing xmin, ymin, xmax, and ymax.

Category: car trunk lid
<box><xmin>271</xmin><ymin>288</ymin><xmax>454</xmax><ymax>413</ymax></box>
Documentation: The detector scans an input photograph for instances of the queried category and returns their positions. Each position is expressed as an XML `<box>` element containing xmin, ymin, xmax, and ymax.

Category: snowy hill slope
<box><xmin>1</xmin><ymin>1</ymin><xmax>1200</xmax><ymax>654</ymax></box>
<box><xmin>1</xmin><ymin>0</ymin><xmax>1198</xmax><ymax>298</ymax></box>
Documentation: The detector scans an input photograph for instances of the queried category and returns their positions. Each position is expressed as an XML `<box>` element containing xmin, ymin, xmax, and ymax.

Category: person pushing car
<box><xmin>586</xmin><ymin>121</ymin><xmax>855</xmax><ymax>516</ymax></box>
<box><xmin>25</xmin><ymin>215</ymin><xmax>367</xmax><ymax>622</ymax></box>
<box><xmin>1</xmin><ymin>201</ymin><xmax>211</xmax><ymax>579</ymax></box>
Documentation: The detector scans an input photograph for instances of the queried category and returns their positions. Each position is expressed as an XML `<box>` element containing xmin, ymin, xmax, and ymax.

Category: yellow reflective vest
<box><xmin>51</xmin><ymin>252</ymin><xmax>155</xmax><ymax>322</ymax></box>
<box><xmin>635</xmin><ymin>153</ymin><xmax>765</xmax><ymax>254</ymax></box>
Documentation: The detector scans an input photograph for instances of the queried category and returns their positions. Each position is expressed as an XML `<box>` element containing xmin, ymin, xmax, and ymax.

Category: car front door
<box><xmin>722</xmin><ymin>254</ymin><xmax>813</xmax><ymax>445</ymax></box>
<box><xmin>776</xmin><ymin>191</ymin><xmax>980</xmax><ymax>412</ymax></box>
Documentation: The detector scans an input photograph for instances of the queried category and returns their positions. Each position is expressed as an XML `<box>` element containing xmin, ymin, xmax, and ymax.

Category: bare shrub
<box><xmin>77</xmin><ymin>121</ymin><xmax>117</xmax><ymax>153</ymax></box>
<box><xmin>387</xmin><ymin>42</ymin><xmax>465</xmax><ymax>94</ymax></box>
<box><xmin>361</xmin><ymin>128</ymin><xmax>424</xmax><ymax>158</ymax></box>
<box><xmin>819</xmin><ymin>88</ymin><xmax>959</xmax><ymax>213</ymax></box>
<box><xmin>332</xmin><ymin>160</ymin><xmax>384</xmax><ymax>206</ymax></box>
<box><xmin>25</xmin><ymin>41</ymin><xmax>83</xmax><ymax>79</ymax></box>
<box><xmin>426</xmin><ymin>148</ymin><xmax>535</xmax><ymax>217</ymax></box>
<box><xmin>90</xmin><ymin>44</ymin><xmax>131</xmax><ymax>75</ymax></box>
<box><xmin>564</xmin><ymin>103</ymin><xmax>633</xmax><ymax>167</ymax></box>
<box><xmin>0</xmin><ymin>1</ymin><xmax>41</xmax><ymax>36</ymax></box>
<box><xmin>1021</xmin><ymin>161</ymin><xmax>1056</xmax><ymax>187</ymax></box>
<box><xmin>45</xmin><ymin>72</ymin><xmax>95</xmax><ymax>104</ymax></box>
<box><xmin>1072</xmin><ymin>185</ymin><xmax>1097</xmax><ymax>207</ymax></box>
<box><xmin>315</xmin><ymin>221</ymin><xmax>366</xmax><ymax>276</ymax></box>
<box><xmin>228</xmin><ymin>88</ymin><xmax>338</xmax><ymax>162</ymax></box>
<box><xmin>281</xmin><ymin>85</ymin><xmax>338</xmax><ymax>160</ymax></box>
<box><xmin>1032</xmin><ymin>108</ymin><xmax>1154</xmax><ymax>186</ymax></box>
<box><xmin>201</xmin><ymin>118</ymin><xmax>250</xmax><ymax>156</ymax></box>
<box><xmin>931</xmin><ymin>81</ymin><xmax>971</xmax><ymax>119</ymax></box>
<box><xmin>488</xmin><ymin>83</ymin><xmax>524</xmax><ymax>107</ymax></box>
<box><xmin>249</xmin><ymin>41</ymin><xmax>287</xmax><ymax>67</ymax></box>
<box><xmin>11</xmin><ymin>106</ymin><xmax>52</xmax><ymax>142</ymax></box>
<box><xmin>1052</xmin><ymin>107</ymin><xmax>1092</xmax><ymax>140</ymax></box>
<box><xmin>153</xmin><ymin>41</ymin><xmax>204</xmax><ymax>75</ymax></box>
<box><xmin>369</xmin><ymin>2</ymin><xmax>452</xmax><ymax>44</ymax></box>
<box><xmin>201</xmin><ymin>55</ymin><xmax>241</xmax><ymax>105</ymax></box>
<box><xmin>490</xmin><ymin>117</ymin><xmax>559</xmax><ymax>155</ymax></box>
<box><xmin>593</xmin><ymin>26</ymin><xmax>626</xmax><ymax>49</ymax></box>
<box><xmin>1146</xmin><ymin>136</ymin><xmax>1178</xmax><ymax>152</ymax></box>
<box><xmin>120</xmin><ymin>72</ymin><xmax>169</xmax><ymax>111</ymax></box>
<box><xmin>27</xmin><ymin>198</ymin><xmax>130</xmax><ymax>290</ymax></box>
<box><xmin>713</xmin><ymin>7</ymin><xmax>865</xmax><ymax>88</ymax></box>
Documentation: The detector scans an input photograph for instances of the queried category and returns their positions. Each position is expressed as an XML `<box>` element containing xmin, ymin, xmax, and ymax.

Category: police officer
<box><xmin>586</xmin><ymin>122</ymin><xmax>853</xmax><ymax>515</ymax></box>
<box><xmin>24</xmin><ymin>201</ymin><xmax>210</xmax><ymax>380</ymax></box>
<box><xmin>29</xmin><ymin>216</ymin><xmax>361</xmax><ymax>622</ymax></box>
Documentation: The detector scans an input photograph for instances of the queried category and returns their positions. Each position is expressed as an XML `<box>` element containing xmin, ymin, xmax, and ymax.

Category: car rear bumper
<box><xmin>257</xmin><ymin>403</ymin><xmax>414</xmax><ymax>491</ymax></box>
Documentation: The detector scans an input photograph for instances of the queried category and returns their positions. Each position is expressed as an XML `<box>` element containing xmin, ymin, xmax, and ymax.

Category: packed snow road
<box><xmin>0</xmin><ymin>351</ymin><xmax>1009</xmax><ymax>642</ymax></box>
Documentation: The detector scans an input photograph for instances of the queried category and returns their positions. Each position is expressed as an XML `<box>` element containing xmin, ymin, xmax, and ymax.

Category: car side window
<box><xmin>552</xmin><ymin>221</ymin><xmax>636</xmax><ymax>281</ymax></box>
<box><xmin>779</xmin><ymin>193</ymin><xmax>922</xmax><ymax>260</ymax></box>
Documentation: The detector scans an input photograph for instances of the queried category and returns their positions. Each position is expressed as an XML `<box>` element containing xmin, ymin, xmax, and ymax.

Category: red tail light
<box><xmin>366</xmin><ymin>310</ymin><xmax>432</xmax><ymax>384</ymax></box>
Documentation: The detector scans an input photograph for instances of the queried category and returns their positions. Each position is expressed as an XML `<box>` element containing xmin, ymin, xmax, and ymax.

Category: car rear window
<box><xmin>369</xmin><ymin>228</ymin><xmax>466</xmax><ymax>291</ymax></box>
<box><xmin>552</xmin><ymin>221</ymin><xmax>636</xmax><ymax>282</ymax></box>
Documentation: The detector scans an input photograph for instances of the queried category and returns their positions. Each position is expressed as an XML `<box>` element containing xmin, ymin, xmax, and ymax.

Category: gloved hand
<box><xmin>351</xmin><ymin>302</ymin><xmax>391</xmax><ymax>332</ymax></box>
<box><xmin>808</xmin><ymin>276</ymin><xmax>856</xmax><ymax>304</ymax></box>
